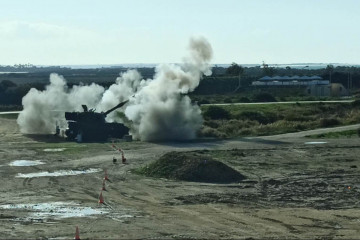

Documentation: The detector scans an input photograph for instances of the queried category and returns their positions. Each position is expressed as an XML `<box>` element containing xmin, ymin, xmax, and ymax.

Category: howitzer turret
<box><xmin>65</xmin><ymin>99</ymin><xmax>129</xmax><ymax>142</ymax></box>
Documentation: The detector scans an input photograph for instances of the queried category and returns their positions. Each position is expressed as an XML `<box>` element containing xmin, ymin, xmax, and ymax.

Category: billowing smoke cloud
<box><xmin>17</xmin><ymin>74</ymin><xmax>105</xmax><ymax>133</ymax></box>
<box><xmin>17</xmin><ymin>37</ymin><xmax>213</xmax><ymax>141</ymax></box>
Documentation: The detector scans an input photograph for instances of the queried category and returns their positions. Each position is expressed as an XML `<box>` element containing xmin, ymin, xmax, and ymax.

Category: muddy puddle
<box><xmin>9</xmin><ymin>160</ymin><xmax>45</xmax><ymax>166</ymax></box>
<box><xmin>43</xmin><ymin>148</ymin><xmax>66</xmax><ymax>152</ymax></box>
<box><xmin>16</xmin><ymin>168</ymin><xmax>101</xmax><ymax>178</ymax></box>
<box><xmin>0</xmin><ymin>202</ymin><xmax>136</xmax><ymax>222</ymax></box>
<box><xmin>0</xmin><ymin>202</ymin><xmax>107</xmax><ymax>219</ymax></box>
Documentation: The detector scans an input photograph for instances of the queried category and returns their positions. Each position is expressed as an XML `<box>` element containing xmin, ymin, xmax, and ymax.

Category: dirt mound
<box><xmin>138</xmin><ymin>151</ymin><xmax>246</xmax><ymax>183</ymax></box>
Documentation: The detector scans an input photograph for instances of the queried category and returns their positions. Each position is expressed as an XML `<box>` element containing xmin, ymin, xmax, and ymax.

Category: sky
<box><xmin>1</xmin><ymin>0</ymin><xmax>359</xmax><ymax>65</ymax></box>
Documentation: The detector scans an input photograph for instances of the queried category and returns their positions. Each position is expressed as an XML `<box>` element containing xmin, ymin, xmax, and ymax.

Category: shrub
<box><xmin>319</xmin><ymin>118</ymin><xmax>340</xmax><ymax>127</ymax></box>
<box><xmin>252</xmin><ymin>92</ymin><xmax>277</xmax><ymax>102</ymax></box>
<box><xmin>284</xmin><ymin>112</ymin><xmax>314</xmax><ymax>122</ymax></box>
<box><xmin>217</xmin><ymin>119</ymin><xmax>259</xmax><ymax>137</ymax></box>
<box><xmin>352</xmin><ymin>99</ymin><xmax>360</xmax><ymax>107</ymax></box>
<box><xmin>198</xmin><ymin>98</ymin><xmax>210</xmax><ymax>105</ymax></box>
<box><xmin>203</xmin><ymin>106</ymin><xmax>231</xmax><ymax>120</ymax></box>
<box><xmin>223</xmin><ymin>97</ymin><xmax>233</xmax><ymax>103</ymax></box>
<box><xmin>344</xmin><ymin>109</ymin><xmax>360</xmax><ymax>124</ymax></box>
<box><xmin>204</xmin><ymin>120</ymin><xmax>219</xmax><ymax>128</ymax></box>
<box><xmin>0</xmin><ymin>80</ymin><xmax>17</xmax><ymax>90</ymax></box>
<box><xmin>236</xmin><ymin>111</ymin><xmax>276</xmax><ymax>124</ymax></box>
<box><xmin>238</xmin><ymin>96</ymin><xmax>250</xmax><ymax>103</ymax></box>
<box><xmin>238</xmin><ymin>128</ymin><xmax>254</xmax><ymax>136</ymax></box>
<box><xmin>200</xmin><ymin>126</ymin><xmax>227</xmax><ymax>138</ymax></box>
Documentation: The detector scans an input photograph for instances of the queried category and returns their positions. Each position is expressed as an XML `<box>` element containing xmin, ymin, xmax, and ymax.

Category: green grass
<box><xmin>306</xmin><ymin>129</ymin><xmax>358</xmax><ymax>139</ymax></box>
<box><xmin>0</xmin><ymin>113</ymin><xmax>19</xmax><ymax>119</ymax></box>
<box><xmin>0</xmin><ymin>105</ymin><xmax>22</xmax><ymax>111</ymax></box>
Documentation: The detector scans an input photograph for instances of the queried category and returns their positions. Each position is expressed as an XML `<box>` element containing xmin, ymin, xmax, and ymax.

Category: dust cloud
<box><xmin>17</xmin><ymin>37</ymin><xmax>213</xmax><ymax>141</ymax></box>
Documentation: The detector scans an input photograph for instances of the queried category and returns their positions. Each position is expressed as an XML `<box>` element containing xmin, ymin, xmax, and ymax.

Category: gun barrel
<box><xmin>104</xmin><ymin>99</ymin><xmax>129</xmax><ymax>116</ymax></box>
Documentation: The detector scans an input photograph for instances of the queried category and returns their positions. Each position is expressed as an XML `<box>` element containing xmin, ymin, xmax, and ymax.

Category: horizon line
<box><xmin>1</xmin><ymin>62</ymin><xmax>360</xmax><ymax>68</ymax></box>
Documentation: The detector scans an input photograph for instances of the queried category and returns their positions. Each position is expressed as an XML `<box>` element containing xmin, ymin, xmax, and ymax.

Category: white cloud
<box><xmin>0</xmin><ymin>21</ymin><xmax>118</xmax><ymax>64</ymax></box>
<box><xmin>0</xmin><ymin>20</ymin><xmax>98</xmax><ymax>39</ymax></box>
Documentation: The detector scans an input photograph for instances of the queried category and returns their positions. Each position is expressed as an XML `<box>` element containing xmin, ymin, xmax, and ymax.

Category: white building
<box><xmin>251</xmin><ymin>75</ymin><xmax>348</xmax><ymax>97</ymax></box>
<box><xmin>306</xmin><ymin>83</ymin><xmax>348</xmax><ymax>97</ymax></box>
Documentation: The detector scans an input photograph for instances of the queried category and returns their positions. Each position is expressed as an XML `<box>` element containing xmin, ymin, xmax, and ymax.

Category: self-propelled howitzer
<box><xmin>65</xmin><ymin>100</ymin><xmax>129</xmax><ymax>142</ymax></box>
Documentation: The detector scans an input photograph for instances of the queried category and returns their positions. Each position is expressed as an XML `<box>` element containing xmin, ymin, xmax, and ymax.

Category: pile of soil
<box><xmin>138</xmin><ymin>151</ymin><xmax>246</xmax><ymax>183</ymax></box>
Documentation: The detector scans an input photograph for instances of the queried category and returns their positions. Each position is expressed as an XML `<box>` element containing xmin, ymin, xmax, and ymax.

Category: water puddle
<box><xmin>0</xmin><ymin>202</ymin><xmax>107</xmax><ymax>219</ymax></box>
<box><xmin>16</xmin><ymin>168</ymin><xmax>101</xmax><ymax>178</ymax></box>
<box><xmin>43</xmin><ymin>148</ymin><xmax>66</xmax><ymax>152</ymax></box>
<box><xmin>304</xmin><ymin>141</ymin><xmax>327</xmax><ymax>145</ymax></box>
<box><xmin>0</xmin><ymin>201</ymin><xmax>136</xmax><ymax>222</ymax></box>
<box><xmin>9</xmin><ymin>160</ymin><xmax>45</xmax><ymax>167</ymax></box>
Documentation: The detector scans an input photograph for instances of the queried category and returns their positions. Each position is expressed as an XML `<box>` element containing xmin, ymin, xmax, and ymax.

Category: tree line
<box><xmin>1</xmin><ymin>64</ymin><xmax>360</xmax><ymax>105</ymax></box>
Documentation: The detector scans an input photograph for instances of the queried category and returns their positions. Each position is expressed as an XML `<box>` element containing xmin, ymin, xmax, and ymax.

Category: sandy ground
<box><xmin>0</xmin><ymin>116</ymin><xmax>360</xmax><ymax>239</ymax></box>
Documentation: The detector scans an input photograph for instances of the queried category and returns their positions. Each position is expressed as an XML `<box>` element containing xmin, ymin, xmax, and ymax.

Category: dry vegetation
<box><xmin>200</xmin><ymin>101</ymin><xmax>360</xmax><ymax>138</ymax></box>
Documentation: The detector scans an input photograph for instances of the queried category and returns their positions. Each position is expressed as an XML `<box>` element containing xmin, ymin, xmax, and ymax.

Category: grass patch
<box><xmin>0</xmin><ymin>105</ymin><xmax>22</xmax><ymax>111</ymax></box>
<box><xmin>136</xmin><ymin>151</ymin><xmax>246</xmax><ymax>183</ymax></box>
<box><xmin>306</xmin><ymin>129</ymin><xmax>358</xmax><ymax>139</ymax></box>
<box><xmin>0</xmin><ymin>113</ymin><xmax>19</xmax><ymax>119</ymax></box>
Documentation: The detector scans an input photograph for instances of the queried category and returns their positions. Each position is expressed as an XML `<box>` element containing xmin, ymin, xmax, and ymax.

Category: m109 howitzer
<box><xmin>65</xmin><ymin>100</ymin><xmax>129</xmax><ymax>142</ymax></box>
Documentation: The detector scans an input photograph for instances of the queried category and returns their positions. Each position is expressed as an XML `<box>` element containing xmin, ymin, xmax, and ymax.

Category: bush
<box><xmin>197</xmin><ymin>98</ymin><xmax>210</xmax><ymax>105</ymax></box>
<box><xmin>199</xmin><ymin>126</ymin><xmax>227</xmax><ymax>138</ymax></box>
<box><xmin>352</xmin><ymin>99</ymin><xmax>360</xmax><ymax>107</ymax></box>
<box><xmin>204</xmin><ymin>120</ymin><xmax>219</xmax><ymax>128</ymax></box>
<box><xmin>238</xmin><ymin>96</ymin><xmax>250</xmax><ymax>103</ymax></box>
<box><xmin>223</xmin><ymin>97</ymin><xmax>233</xmax><ymax>103</ymax></box>
<box><xmin>203</xmin><ymin>106</ymin><xmax>231</xmax><ymax>120</ymax></box>
<box><xmin>344</xmin><ymin>109</ymin><xmax>360</xmax><ymax>124</ymax></box>
<box><xmin>236</xmin><ymin>111</ymin><xmax>276</xmax><ymax>124</ymax></box>
<box><xmin>319</xmin><ymin>118</ymin><xmax>340</xmax><ymax>127</ymax></box>
<box><xmin>217</xmin><ymin>119</ymin><xmax>259</xmax><ymax>137</ymax></box>
<box><xmin>252</xmin><ymin>92</ymin><xmax>277</xmax><ymax>102</ymax></box>
<box><xmin>284</xmin><ymin>112</ymin><xmax>314</xmax><ymax>122</ymax></box>
<box><xmin>0</xmin><ymin>80</ymin><xmax>17</xmax><ymax>91</ymax></box>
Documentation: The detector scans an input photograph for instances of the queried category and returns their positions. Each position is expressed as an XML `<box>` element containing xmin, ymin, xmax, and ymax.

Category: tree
<box><xmin>262</xmin><ymin>61</ymin><xmax>276</xmax><ymax>76</ymax></box>
<box><xmin>326</xmin><ymin>64</ymin><xmax>334</xmax><ymax>83</ymax></box>
<box><xmin>226</xmin><ymin>63</ymin><xmax>246</xmax><ymax>92</ymax></box>
<box><xmin>226</xmin><ymin>62</ymin><xmax>244</xmax><ymax>76</ymax></box>
<box><xmin>0</xmin><ymin>80</ymin><xmax>17</xmax><ymax>92</ymax></box>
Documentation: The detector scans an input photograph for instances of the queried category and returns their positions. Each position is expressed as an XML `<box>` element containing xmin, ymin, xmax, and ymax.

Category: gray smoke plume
<box><xmin>125</xmin><ymin>37</ymin><xmax>213</xmax><ymax>140</ymax></box>
<box><xmin>17</xmin><ymin>37</ymin><xmax>213</xmax><ymax>141</ymax></box>
<box><xmin>17</xmin><ymin>74</ymin><xmax>105</xmax><ymax>133</ymax></box>
<box><xmin>97</xmin><ymin>69</ymin><xmax>142</xmax><ymax>120</ymax></box>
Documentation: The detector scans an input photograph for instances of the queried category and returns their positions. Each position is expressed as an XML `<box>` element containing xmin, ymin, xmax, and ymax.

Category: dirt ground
<box><xmin>0</xmin><ymin>115</ymin><xmax>360</xmax><ymax>239</ymax></box>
